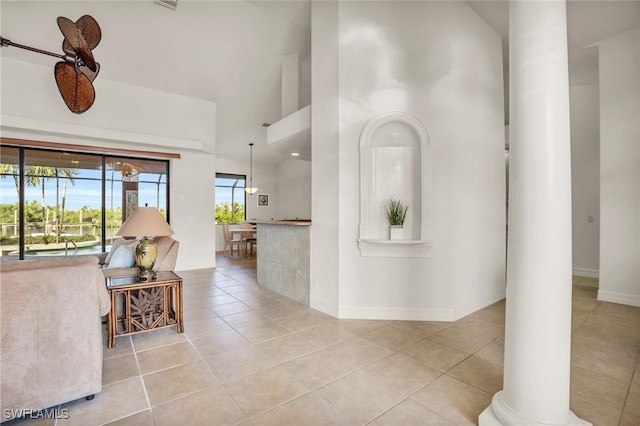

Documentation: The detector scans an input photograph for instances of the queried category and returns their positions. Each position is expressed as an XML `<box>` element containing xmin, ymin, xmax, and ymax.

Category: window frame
<box><xmin>0</xmin><ymin>144</ymin><xmax>171</xmax><ymax>259</ymax></box>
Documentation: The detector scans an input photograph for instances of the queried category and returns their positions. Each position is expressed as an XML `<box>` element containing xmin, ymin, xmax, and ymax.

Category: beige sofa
<box><xmin>0</xmin><ymin>256</ymin><xmax>110</xmax><ymax>422</ymax></box>
<box><xmin>98</xmin><ymin>236</ymin><xmax>179</xmax><ymax>278</ymax></box>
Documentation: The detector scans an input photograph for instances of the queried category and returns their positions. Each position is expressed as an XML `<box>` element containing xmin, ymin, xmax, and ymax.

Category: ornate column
<box><xmin>479</xmin><ymin>1</ymin><xmax>590</xmax><ymax>424</ymax></box>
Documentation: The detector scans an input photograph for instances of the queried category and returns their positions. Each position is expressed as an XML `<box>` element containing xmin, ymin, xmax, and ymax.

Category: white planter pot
<box><xmin>389</xmin><ymin>226</ymin><xmax>404</xmax><ymax>240</ymax></box>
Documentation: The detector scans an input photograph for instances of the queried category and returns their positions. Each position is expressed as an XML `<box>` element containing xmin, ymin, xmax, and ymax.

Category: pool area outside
<box><xmin>24</xmin><ymin>244</ymin><xmax>103</xmax><ymax>256</ymax></box>
<box><xmin>3</xmin><ymin>241</ymin><xmax>108</xmax><ymax>258</ymax></box>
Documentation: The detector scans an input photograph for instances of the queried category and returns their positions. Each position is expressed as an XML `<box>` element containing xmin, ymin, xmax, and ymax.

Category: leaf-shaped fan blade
<box><xmin>76</xmin><ymin>15</ymin><xmax>101</xmax><ymax>49</ymax></box>
<box><xmin>57</xmin><ymin>16</ymin><xmax>97</xmax><ymax>72</ymax></box>
<box><xmin>62</xmin><ymin>15</ymin><xmax>101</xmax><ymax>54</ymax></box>
<box><xmin>57</xmin><ymin>17</ymin><xmax>81</xmax><ymax>52</ymax></box>
<box><xmin>54</xmin><ymin>61</ymin><xmax>95</xmax><ymax>114</ymax></box>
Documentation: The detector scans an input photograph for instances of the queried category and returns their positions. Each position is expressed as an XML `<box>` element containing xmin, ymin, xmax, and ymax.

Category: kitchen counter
<box><xmin>255</xmin><ymin>221</ymin><xmax>311</xmax><ymax>305</ymax></box>
<box><xmin>252</xmin><ymin>219</ymin><xmax>311</xmax><ymax>226</ymax></box>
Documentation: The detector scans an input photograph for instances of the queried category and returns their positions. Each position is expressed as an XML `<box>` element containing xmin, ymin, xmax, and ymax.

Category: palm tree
<box><xmin>0</xmin><ymin>163</ymin><xmax>45</xmax><ymax>235</ymax></box>
<box><xmin>26</xmin><ymin>166</ymin><xmax>55</xmax><ymax>236</ymax></box>
<box><xmin>54</xmin><ymin>167</ymin><xmax>78</xmax><ymax>242</ymax></box>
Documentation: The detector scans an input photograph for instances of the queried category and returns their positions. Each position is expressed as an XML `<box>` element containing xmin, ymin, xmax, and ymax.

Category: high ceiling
<box><xmin>2</xmin><ymin>1</ymin><xmax>638</xmax><ymax>162</ymax></box>
<box><xmin>468</xmin><ymin>0</ymin><xmax>640</xmax><ymax>83</ymax></box>
<box><xmin>1</xmin><ymin>0</ymin><xmax>311</xmax><ymax>163</ymax></box>
<box><xmin>468</xmin><ymin>0</ymin><xmax>640</xmax><ymax>124</ymax></box>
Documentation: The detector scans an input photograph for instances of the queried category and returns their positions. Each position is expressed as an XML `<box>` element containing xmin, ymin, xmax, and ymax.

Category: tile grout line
<box><xmin>618</xmin><ymin>350</ymin><xmax>640</xmax><ymax>426</ymax></box>
<box><xmin>100</xmin><ymin>262</ymin><xmax>635</xmax><ymax>424</ymax></box>
<box><xmin>130</xmin><ymin>336</ymin><xmax>154</xmax><ymax>421</ymax></box>
<box><xmin>178</xmin><ymin>273</ymin><xmax>267</xmax><ymax>423</ymax></box>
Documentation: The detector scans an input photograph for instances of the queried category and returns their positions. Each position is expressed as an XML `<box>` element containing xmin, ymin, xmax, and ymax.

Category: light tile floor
<box><xmin>6</xmin><ymin>255</ymin><xmax>640</xmax><ymax>425</ymax></box>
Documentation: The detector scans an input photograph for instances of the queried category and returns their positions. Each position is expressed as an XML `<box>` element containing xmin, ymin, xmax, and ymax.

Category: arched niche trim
<box><xmin>358</xmin><ymin>111</ymin><xmax>432</xmax><ymax>257</ymax></box>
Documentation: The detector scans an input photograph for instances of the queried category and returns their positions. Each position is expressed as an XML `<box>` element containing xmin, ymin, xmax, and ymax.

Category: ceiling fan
<box><xmin>1</xmin><ymin>15</ymin><xmax>102</xmax><ymax>114</ymax></box>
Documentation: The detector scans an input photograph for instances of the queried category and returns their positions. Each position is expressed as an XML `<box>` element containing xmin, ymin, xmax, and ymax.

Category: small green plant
<box><xmin>384</xmin><ymin>199</ymin><xmax>408</xmax><ymax>226</ymax></box>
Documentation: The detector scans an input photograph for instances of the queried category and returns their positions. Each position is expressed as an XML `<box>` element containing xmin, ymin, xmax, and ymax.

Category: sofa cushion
<box><xmin>104</xmin><ymin>238</ymin><xmax>136</xmax><ymax>265</ymax></box>
<box><xmin>107</xmin><ymin>241</ymin><xmax>136</xmax><ymax>268</ymax></box>
<box><xmin>152</xmin><ymin>236</ymin><xmax>178</xmax><ymax>271</ymax></box>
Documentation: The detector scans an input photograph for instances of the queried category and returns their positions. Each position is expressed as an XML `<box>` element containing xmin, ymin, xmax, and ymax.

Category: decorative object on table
<box><xmin>1</xmin><ymin>15</ymin><xmax>102</xmax><ymax>113</ymax></box>
<box><xmin>116</xmin><ymin>204</ymin><xmax>174</xmax><ymax>281</ymax></box>
<box><xmin>100</xmin><ymin>235</ymin><xmax>179</xmax><ymax>273</ymax></box>
<box><xmin>384</xmin><ymin>198</ymin><xmax>408</xmax><ymax>240</ymax></box>
<box><xmin>244</xmin><ymin>142</ymin><xmax>258</xmax><ymax>195</ymax></box>
<box><xmin>257</xmin><ymin>194</ymin><xmax>269</xmax><ymax>207</ymax></box>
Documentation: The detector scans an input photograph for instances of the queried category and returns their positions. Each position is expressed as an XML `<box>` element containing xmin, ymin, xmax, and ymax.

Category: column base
<box><xmin>479</xmin><ymin>391</ymin><xmax>592</xmax><ymax>426</ymax></box>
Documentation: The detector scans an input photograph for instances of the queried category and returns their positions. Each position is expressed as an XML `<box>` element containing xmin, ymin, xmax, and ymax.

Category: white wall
<box><xmin>598</xmin><ymin>27</ymin><xmax>640</xmax><ymax>307</ymax></box>
<box><xmin>1</xmin><ymin>58</ymin><xmax>217</xmax><ymax>272</ymax></box>
<box><xmin>171</xmin><ymin>151</ymin><xmax>216</xmax><ymax>271</ymax></box>
<box><xmin>311</xmin><ymin>1</ymin><xmax>506</xmax><ymax>320</ymax></box>
<box><xmin>276</xmin><ymin>159</ymin><xmax>311</xmax><ymax>219</ymax></box>
<box><xmin>310</xmin><ymin>0</ymin><xmax>341</xmax><ymax>317</ymax></box>
<box><xmin>570</xmin><ymin>85</ymin><xmax>600</xmax><ymax>277</ymax></box>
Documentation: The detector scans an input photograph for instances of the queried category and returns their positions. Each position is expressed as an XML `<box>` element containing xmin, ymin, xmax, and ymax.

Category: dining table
<box><xmin>229</xmin><ymin>227</ymin><xmax>257</xmax><ymax>256</ymax></box>
<box><xmin>229</xmin><ymin>228</ymin><xmax>256</xmax><ymax>238</ymax></box>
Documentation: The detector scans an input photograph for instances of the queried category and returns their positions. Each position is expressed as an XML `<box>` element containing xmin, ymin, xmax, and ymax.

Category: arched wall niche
<box><xmin>358</xmin><ymin>111</ymin><xmax>432</xmax><ymax>257</ymax></box>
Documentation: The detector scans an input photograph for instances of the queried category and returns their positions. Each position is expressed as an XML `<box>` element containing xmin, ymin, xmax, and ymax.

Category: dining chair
<box><xmin>222</xmin><ymin>224</ymin><xmax>244</xmax><ymax>257</ymax></box>
<box><xmin>240</xmin><ymin>221</ymin><xmax>255</xmax><ymax>234</ymax></box>
<box><xmin>240</xmin><ymin>222</ymin><xmax>256</xmax><ymax>256</ymax></box>
<box><xmin>245</xmin><ymin>237</ymin><xmax>257</xmax><ymax>256</ymax></box>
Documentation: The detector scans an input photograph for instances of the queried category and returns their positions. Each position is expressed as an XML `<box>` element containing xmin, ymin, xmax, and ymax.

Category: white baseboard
<box><xmin>310</xmin><ymin>297</ymin><xmax>339</xmax><ymax>318</ymax></box>
<box><xmin>597</xmin><ymin>290</ymin><xmax>640</xmax><ymax>307</ymax></box>
<box><xmin>323</xmin><ymin>288</ymin><xmax>506</xmax><ymax>321</ymax></box>
<box><xmin>337</xmin><ymin>305</ymin><xmax>456</xmax><ymax>321</ymax></box>
<box><xmin>454</xmin><ymin>289</ymin><xmax>506</xmax><ymax>320</ymax></box>
<box><xmin>572</xmin><ymin>268</ymin><xmax>599</xmax><ymax>278</ymax></box>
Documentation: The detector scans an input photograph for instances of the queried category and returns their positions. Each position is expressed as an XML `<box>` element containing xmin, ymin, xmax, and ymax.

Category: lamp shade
<box><xmin>116</xmin><ymin>206</ymin><xmax>174</xmax><ymax>237</ymax></box>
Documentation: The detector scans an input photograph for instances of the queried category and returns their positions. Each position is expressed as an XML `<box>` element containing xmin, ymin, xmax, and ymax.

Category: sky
<box><xmin>0</xmin><ymin>175</ymin><xmax>168</xmax><ymax>212</ymax></box>
<box><xmin>0</xmin><ymin>173</ymin><xmax>243</xmax><ymax>213</ymax></box>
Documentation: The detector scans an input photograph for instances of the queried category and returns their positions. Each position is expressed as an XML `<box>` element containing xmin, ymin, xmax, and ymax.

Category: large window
<box><xmin>104</xmin><ymin>156</ymin><xmax>169</xmax><ymax>243</ymax></box>
<box><xmin>215</xmin><ymin>173</ymin><xmax>246</xmax><ymax>224</ymax></box>
<box><xmin>0</xmin><ymin>145</ymin><xmax>170</xmax><ymax>258</ymax></box>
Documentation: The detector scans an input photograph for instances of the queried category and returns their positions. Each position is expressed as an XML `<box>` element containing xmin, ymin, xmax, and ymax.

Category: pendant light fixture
<box><xmin>245</xmin><ymin>142</ymin><xmax>258</xmax><ymax>195</ymax></box>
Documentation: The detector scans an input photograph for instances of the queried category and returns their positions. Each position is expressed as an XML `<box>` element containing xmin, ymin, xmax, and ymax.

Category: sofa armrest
<box><xmin>98</xmin><ymin>279</ymin><xmax>111</xmax><ymax>316</ymax></box>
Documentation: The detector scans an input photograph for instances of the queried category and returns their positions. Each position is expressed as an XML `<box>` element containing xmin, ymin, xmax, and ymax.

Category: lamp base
<box><xmin>137</xmin><ymin>269</ymin><xmax>157</xmax><ymax>282</ymax></box>
<box><xmin>135</xmin><ymin>237</ymin><xmax>158</xmax><ymax>282</ymax></box>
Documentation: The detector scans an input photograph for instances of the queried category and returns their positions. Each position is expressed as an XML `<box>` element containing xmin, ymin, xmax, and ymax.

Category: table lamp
<box><xmin>116</xmin><ymin>204</ymin><xmax>174</xmax><ymax>281</ymax></box>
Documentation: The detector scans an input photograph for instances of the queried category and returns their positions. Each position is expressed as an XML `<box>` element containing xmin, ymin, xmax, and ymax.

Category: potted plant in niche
<box><xmin>384</xmin><ymin>198</ymin><xmax>408</xmax><ymax>240</ymax></box>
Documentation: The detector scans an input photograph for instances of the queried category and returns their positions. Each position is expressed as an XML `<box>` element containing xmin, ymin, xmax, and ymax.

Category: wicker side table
<box><xmin>105</xmin><ymin>271</ymin><xmax>183</xmax><ymax>348</ymax></box>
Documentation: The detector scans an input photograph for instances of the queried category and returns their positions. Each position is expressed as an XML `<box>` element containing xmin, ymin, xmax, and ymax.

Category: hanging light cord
<box><xmin>249</xmin><ymin>143</ymin><xmax>254</xmax><ymax>188</ymax></box>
